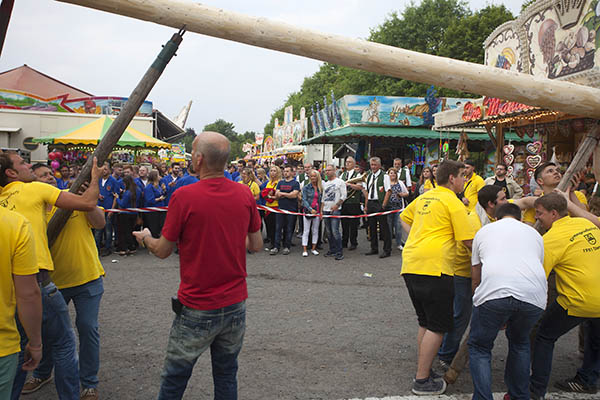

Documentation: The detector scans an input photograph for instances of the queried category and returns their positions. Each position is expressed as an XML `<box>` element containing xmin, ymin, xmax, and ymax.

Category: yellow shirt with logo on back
<box><xmin>523</xmin><ymin>190</ymin><xmax>588</xmax><ymax>224</ymax></box>
<box><xmin>542</xmin><ymin>216</ymin><xmax>600</xmax><ymax>318</ymax></box>
<box><xmin>463</xmin><ymin>173</ymin><xmax>486</xmax><ymax>212</ymax></box>
<box><xmin>0</xmin><ymin>181</ymin><xmax>61</xmax><ymax>271</ymax></box>
<box><xmin>454</xmin><ymin>211</ymin><xmax>483</xmax><ymax>278</ymax></box>
<box><xmin>401</xmin><ymin>186</ymin><xmax>476</xmax><ymax>276</ymax></box>
<box><xmin>0</xmin><ymin>207</ymin><xmax>37</xmax><ymax>357</ymax></box>
<box><xmin>48</xmin><ymin>207</ymin><xmax>105</xmax><ymax>289</ymax></box>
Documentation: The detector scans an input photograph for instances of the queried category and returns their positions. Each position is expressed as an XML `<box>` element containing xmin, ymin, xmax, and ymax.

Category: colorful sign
<box><xmin>170</xmin><ymin>144</ymin><xmax>186</xmax><ymax>162</ymax></box>
<box><xmin>255</xmin><ymin>132</ymin><xmax>264</xmax><ymax>145</ymax></box>
<box><xmin>273</xmin><ymin>106</ymin><xmax>307</xmax><ymax>148</ymax></box>
<box><xmin>0</xmin><ymin>89</ymin><xmax>152</xmax><ymax>117</ymax></box>
<box><xmin>462</xmin><ymin>97</ymin><xmax>536</xmax><ymax>122</ymax></box>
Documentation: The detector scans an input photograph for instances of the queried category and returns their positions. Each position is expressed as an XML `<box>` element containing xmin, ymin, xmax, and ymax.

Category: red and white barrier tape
<box><xmin>103</xmin><ymin>205</ymin><xmax>402</xmax><ymax>218</ymax></box>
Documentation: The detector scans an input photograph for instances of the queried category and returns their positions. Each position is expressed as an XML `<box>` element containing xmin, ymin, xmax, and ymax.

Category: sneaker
<box><xmin>412</xmin><ymin>376</ymin><xmax>447</xmax><ymax>395</ymax></box>
<box><xmin>282</xmin><ymin>248</ymin><xmax>290</xmax><ymax>255</ymax></box>
<box><xmin>438</xmin><ymin>359</ymin><xmax>450</xmax><ymax>372</ymax></box>
<box><xmin>311</xmin><ymin>249</ymin><xmax>319</xmax><ymax>256</ymax></box>
<box><xmin>21</xmin><ymin>375</ymin><xmax>52</xmax><ymax>394</ymax></box>
<box><xmin>270</xmin><ymin>248</ymin><xmax>279</xmax><ymax>255</ymax></box>
<box><xmin>302</xmin><ymin>251</ymin><xmax>308</xmax><ymax>257</ymax></box>
<box><xmin>429</xmin><ymin>369</ymin><xmax>444</xmax><ymax>383</ymax></box>
<box><xmin>264</xmin><ymin>247</ymin><xmax>271</xmax><ymax>251</ymax></box>
<box><xmin>323</xmin><ymin>252</ymin><xmax>334</xmax><ymax>257</ymax></box>
<box><xmin>81</xmin><ymin>387</ymin><xmax>99</xmax><ymax>400</ymax></box>
<box><xmin>335</xmin><ymin>254</ymin><xmax>344</xmax><ymax>260</ymax></box>
<box><xmin>555</xmin><ymin>375</ymin><xmax>597</xmax><ymax>394</ymax></box>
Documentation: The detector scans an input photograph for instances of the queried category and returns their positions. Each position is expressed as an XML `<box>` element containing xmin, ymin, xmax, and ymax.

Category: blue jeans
<box><xmin>387</xmin><ymin>211</ymin><xmax>403</xmax><ymax>246</ymax></box>
<box><xmin>158</xmin><ymin>301</ymin><xmax>246</xmax><ymax>400</ymax></box>
<box><xmin>439</xmin><ymin>276</ymin><xmax>472</xmax><ymax>363</ymax></box>
<box><xmin>0</xmin><ymin>353</ymin><xmax>17</xmax><ymax>399</ymax></box>
<box><xmin>94</xmin><ymin>213</ymin><xmax>114</xmax><ymax>250</ymax></box>
<box><xmin>34</xmin><ymin>278</ymin><xmax>104</xmax><ymax>389</ymax></box>
<box><xmin>324</xmin><ymin>210</ymin><xmax>342</xmax><ymax>256</ymax></box>
<box><xmin>12</xmin><ymin>282</ymin><xmax>79</xmax><ymax>400</ymax></box>
<box><xmin>468</xmin><ymin>296</ymin><xmax>543</xmax><ymax>400</ymax></box>
<box><xmin>577</xmin><ymin>319</ymin><xmax>600</xmax><ymax>387</ymax></box>
<box><xmin>531</xmin><ymin>300</ymin><xmax>598</xmax><ymax>397</ymax></box>
<box><xmin>274</xmin><ymin>214</ymin><xmax>296</xmax><ymax>249</ymax></box>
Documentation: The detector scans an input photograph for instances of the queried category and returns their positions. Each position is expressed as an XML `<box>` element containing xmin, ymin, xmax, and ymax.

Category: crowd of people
<box><xmin>1</xmin><ymin>138</ymin><xmax>600</xmax><ymax>400</ymax></box>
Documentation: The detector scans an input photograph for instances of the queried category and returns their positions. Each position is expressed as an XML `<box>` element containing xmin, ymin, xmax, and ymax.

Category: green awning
<box><xmin>300</xmin><ymin>125</ymin><xmax>531</xmax><ymax>145</ymax></box>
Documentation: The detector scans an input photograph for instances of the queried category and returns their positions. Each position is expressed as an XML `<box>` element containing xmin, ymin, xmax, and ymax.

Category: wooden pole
<box><xmin>0</xmin><ymin>0</ymin><xmax>15</xmax><ymax>57</ymax></box>
<box><xmin>556</xmin><ymin>124</ymin><xmax>600</xmax><ymax>192</ymax></box>
<box><xmin>496</xmin><ymin>124</ymin><xmax>504</xmax><ymax>167</ymax></box>
<box><xmin>46</xmin><ymin>28</ymin><xmax>185</xmax><ymax>247</ymax></box>
<box><xmin>56</xmin><ymin>0</ymin><xmax>600</xmax><ymax>119</ymax></box>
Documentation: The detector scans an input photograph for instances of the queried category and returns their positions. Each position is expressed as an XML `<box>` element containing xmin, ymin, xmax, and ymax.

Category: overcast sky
<box><xmin>1</xmin><ymin>0</ymin><xmax>525</xmax><ymax>134</ymax></box>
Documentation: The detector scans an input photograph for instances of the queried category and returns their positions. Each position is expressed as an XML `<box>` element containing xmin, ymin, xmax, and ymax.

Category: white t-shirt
<box><xmin>471</xmin><ymin>218</ymin><xmax>547</xmax><ymax>309</ymax></box>
<box><xmin>322</xmin><ymin>178</ymin><xmax>347</xmax><ymax>212</ymax></box>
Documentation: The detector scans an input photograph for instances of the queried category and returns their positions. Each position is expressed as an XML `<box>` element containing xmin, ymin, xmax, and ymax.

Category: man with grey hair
<box><xmin>134</xmin><ymin>131</ymin><xmax>263</xmax><ymax>400</ymax></box>
<box><xmin>363</xmin><ymin>157</ymin><xmax>392</xmax><ymax>258</ymax></box>
<box><xmin>341</xmin><ymin>156</ymin><xmax>363</xmax><ymax>250</ymax></box>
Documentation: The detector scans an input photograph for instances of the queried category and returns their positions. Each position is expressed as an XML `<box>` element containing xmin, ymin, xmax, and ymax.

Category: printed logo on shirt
<box><xmin>584</xmin><ymin>233</ymin><xmax>597</xmax><ymax>246</ymax></box>
<box><xmin>323</xmin><ymin>186</ymin><xmax>336</xmax><ymax>202</ymax></box>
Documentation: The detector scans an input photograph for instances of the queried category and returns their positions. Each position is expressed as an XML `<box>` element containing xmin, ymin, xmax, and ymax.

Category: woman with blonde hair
<box><xmin>262</xmin><ymin>165</ymin><xmax>281</xmax><ymax>250</ymax></box>
<box><xmin>240</xmin><ymin>167</ymin><xmax>260</xmax><ymax>201</ymax></box>
<box><xmin>256</xmin><ymin>167</ymin><xmax>267</xmax><ymax>185</ymax></box>
<box><xmin>301</xmin><ymin>169</ymin><xmax>323</xmax><ymax>257</ymax></box>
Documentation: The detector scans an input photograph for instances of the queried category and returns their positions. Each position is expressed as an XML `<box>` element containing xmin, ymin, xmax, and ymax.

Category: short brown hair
<box><xmin>0</xmin><ymin>152</ymin><xmax>16</xmax><ymax>187</ymax></box>
<box><xmin>534</xmin><ymin>192</ymin><xmax>568</xmax><ymax>217</ymax></box>
<box><xmin>436</xmin><ymin>160</ymin><xmax>465</xmax><ymax>185</ymax></box>
<box><xmin>534</xmin><ymin>162</ymin><xmax>556</xmax><ymax>183</ymax></box>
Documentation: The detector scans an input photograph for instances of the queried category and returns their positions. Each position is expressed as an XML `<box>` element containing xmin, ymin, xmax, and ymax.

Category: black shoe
<box><xmin>555</xmin><ymin>375</ymin><xmax>597</xmax><ymax>394</ymax></box>
<box><xmin>324</xmin><ymin>252</ymin><xmax>334</xmax><ymax>257</ymax></box>
<box><xmin>365</xmin><ymin>250</ymin><xmax>378</xmax><ymax>256</ymax></box>
<box><xmin>379</xmin><ymin>252</ymin><xmax>391</xmax><ymax>258</ymax></box>
<box><xmin>335</xmin><ymin>254</ymin><xmax>344</xmax><ymax>261</ymax></box>
<box><xmin>348</xmin><ymin>244</ymin><xmax>357</xmax><ymax>251</ymax></box>
<box><xmin>100</xmin><ymin>248</ymin><xmax>112</xmax><ymax>257</ymax></box>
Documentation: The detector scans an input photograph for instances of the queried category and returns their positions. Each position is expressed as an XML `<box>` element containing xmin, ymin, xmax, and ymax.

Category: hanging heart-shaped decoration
<box><xmin>526</xmin><ymin>141</ymin><xmax>542</xmax><ymax>154</ymax></box>
<box><xmin>526</xmin><ymin>154</ymin><xmax>542</xmax><ymax>169</ymax></box>
<box><xmin>503</xmin><ymin>154</ymin><xmax>515</xmax><ymax>165</ymax></box>
<box><xmin>526</xmin><ymin>168</ymin><xmax>535</xmax><ymax>180</ymax></box>
<box><xmin>503</xmin><ymin>144</ymin><xmax>515</xmax><ymax>155</ymax></box>
<box><xmin>507</xmin><ymin>166</ymin><xmax>514</xmax><ymax>176</ymax></box>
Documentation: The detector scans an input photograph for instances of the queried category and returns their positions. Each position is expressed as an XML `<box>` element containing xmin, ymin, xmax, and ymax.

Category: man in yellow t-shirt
<box><xmin>530</xmin><ymin>193</ymin><xmax>600</xmax><ymax>399</ymax></box>
<box><xmin>0</xmin><ymin>151</ymin><xmax>102</xmax><ymax>399</ymax></box>
<box><xmin>523</xmin><ymin>162</ymin><xmax>588</xmax><ymax>225</ymax></box>
<box><xmin>25</xmin><ymin>163</ymin><xmax>106</xmax><ymax>399</ymax></box>
<box><xmin>0</xmin><ymin>207</ymin><xmax>41</xmax><ymax>399</ymax></box>
<box><xmin>459</xmin><ymin>159</ymin><xmax>485</xmax><ymax>212</ymax></box>
<box><xmin>400</xmin><ymin>160</ymin><xmax>475</xmax><ymax>395</ymax></box>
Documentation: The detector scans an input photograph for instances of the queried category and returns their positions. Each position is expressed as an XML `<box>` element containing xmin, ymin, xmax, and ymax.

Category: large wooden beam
<box><xmin>57</xmin><ymin>0</ymin><xmax>600</xmax><ymax>119</ymax></box>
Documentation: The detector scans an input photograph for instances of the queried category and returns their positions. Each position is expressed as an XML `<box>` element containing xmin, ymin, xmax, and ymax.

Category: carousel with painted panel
<box><xmin>434</xmin><ymin>0</ymin><xmax>600</xmax><ymax>193</ymax></box>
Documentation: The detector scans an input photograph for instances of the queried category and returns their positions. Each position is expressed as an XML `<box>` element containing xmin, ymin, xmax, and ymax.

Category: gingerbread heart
<box><xmin>503</xmin><ymin>154</ymin><xmax>515</xmax><ymax>165</ymax></box>
<box><xmin>507</xmin><ymin>166</ymin><xmax>514</xmax><ymax>176</ymax></box>
<box><xmin>526</xmin><ymin>141</ymin><xmax>542</xmax><ymax>154</ymax></box>
<box><xmin>526</xmin><ymin>154</ymin><xmax>542</xmax><ymax>169</ymax></box>
<box><xmin>503</xmin><ymin>144</ymin><xmax>514</xmax><ymax>155</ymax></box>
<box><xmin>526</xmin><ymin>168</ymin><xmax>535</xmax><ymax>180</ymax></box>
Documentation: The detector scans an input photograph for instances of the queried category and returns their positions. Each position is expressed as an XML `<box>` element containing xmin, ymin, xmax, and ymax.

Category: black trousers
<box><xmin>366</xmin><ymin>200</ymin><xmax>391</xmax><ymax>253</ymax></box>
<box><xmin>143</xmin><ymin>211</ymin><xmax>165</xmax><ymax>239</ymax></box>
<box><xmin>341</xmin><ymin>202</ymin><xmax>361</xmax><ymax>247</ymax></box>
<box><xmin>265</xmin><ymin>212</ymin><xmax>277</xmax><ymax>248</ymax></box>
<box><xmin>116</xmin><ymin>213</ymin><xmax>137</xmax><ymax>251</ymax></box>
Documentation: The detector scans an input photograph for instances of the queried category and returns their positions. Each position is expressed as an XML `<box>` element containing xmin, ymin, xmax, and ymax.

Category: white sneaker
<box><xmin>311</xmin><ymin>249</ymin><xmax>319</xmax><ymax>256</ymax></box>
<box><xmin>397</xmin><ymin>244</ymin><xmax>404</xmax><ymax>250</ymax></box>
<box><xmin>302</xmin><ymin>251</ymin><xmax>308</xmax><ymax>257</ymax></box>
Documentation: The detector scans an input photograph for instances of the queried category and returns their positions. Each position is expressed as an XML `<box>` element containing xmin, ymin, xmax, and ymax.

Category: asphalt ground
<box><xmin>24</xmin><ymin>228</ymin><xmax>584</xmax><ymax>400</ymax></box>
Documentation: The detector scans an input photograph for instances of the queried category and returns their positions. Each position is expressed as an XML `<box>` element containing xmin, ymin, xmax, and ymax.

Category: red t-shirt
<box><xmin>162</xmin><ymin>177</ymin><xmax>261</xmax><ymax>310</ymax></box>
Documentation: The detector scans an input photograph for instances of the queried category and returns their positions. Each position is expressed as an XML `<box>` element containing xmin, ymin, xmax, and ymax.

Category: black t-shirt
<box><xmin>276</xmin><ymin>179</ymin><xmax>300</xmax><ymax>211</ymax></box>
<box><xmin>493</xmin><ymin>178</ymin><xmax>509</xmax><ymax>198</ymax></box>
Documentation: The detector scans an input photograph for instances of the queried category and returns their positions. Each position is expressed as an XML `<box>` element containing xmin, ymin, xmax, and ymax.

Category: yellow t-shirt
<box><xmin>464</xmin><ymin>173</ymin><xmax>486</xmax><ymax>212</ymax></box>
<box><xmin>239</xmin><ymin>181</ymin><xmax>260</xmax><ymax>199</ymax></box>
<box><xmin>454</xmin><ymin>211</ymin><xmax>483</xmax><ymax>278</ymax></box>
<box><xmin>423</xmin><ymin>179</ymin><xmax>434</xmax><ymax>192</ymax></box>
<box><xmin>0</xmin><ymin>207</ymin><xmax>37</xmax><ymax>357</ymax></box>
<box><xmin>542</xmin><ymin>216</ymin><xmax>600</xmax><ymax>317</ymax></box>
<box><xmin>401</xmin><ymin>186</ymin><xmax>476</xmax><ymax>276</ymax></box>
<box><xmin>266</xmin><ymin>180</ymin><xmax>279</xmax><ymax>207</ymax></box>
<box><xmin>0</xmin><ymin>181</ymin><xmax>61</xmax><ymax>271</ymax></box>
<box><xmin>523</xmin><ymin>191</ymin><xmax>588</xmax><ymax>224</ymax></box>
<box><xmin>48</xmin><ymin>207</ymin><xmax>105</xmax><ymax>289</ymax></box>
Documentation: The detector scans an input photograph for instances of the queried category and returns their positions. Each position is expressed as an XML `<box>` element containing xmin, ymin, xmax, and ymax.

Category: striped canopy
<box><xmin>34</xmin><ymin>116</ymin><xmax>171</xmax><ymax>149</ymax></box>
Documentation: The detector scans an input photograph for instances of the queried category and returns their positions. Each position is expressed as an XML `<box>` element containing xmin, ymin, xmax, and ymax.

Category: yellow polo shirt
<box><xmin>0</xmin><ymin>181</ymin><xmax>61</xmax><ymax>271</ymax></box>
<box><xmin>454</xmin><ymin>212</ymin><xmax>483</xmax><ymax>278</ymax></box>
<box><xmin>265</xmin><ymin>180</ymin><xmax>279</xmax><ymax>207</ymax></box>
<box><xmin>523</xmin><ymin>191</ymin><xmax>588</xmax><ymax>224</ymax></box>
<box><xmin>401</xmin><ymin>186</ymin><xmax>476</xmax><ymax>276</ymax></box>
<box><xmin>0</xmin><ymin>207</ymin><xmax>37</xmax><ymax>357</ymax></box>
<box><xmin>543</xmin><ymin>216</ymin><xmax>600</xmax><ymax>317</ymax></box>
<box><xmin>48</xmin><ymin>207</ymin><xmax>105</xmax><ymax>289</ymax></box>
<box><xmin>240</xmin><ymin>180</ymin><xmax>260</xmax><ymax>199</ymax></box>
<box><xmin>464</xmin><ymin>173</ymin><xmax>486</xmax><ymax>212</ymax></box>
